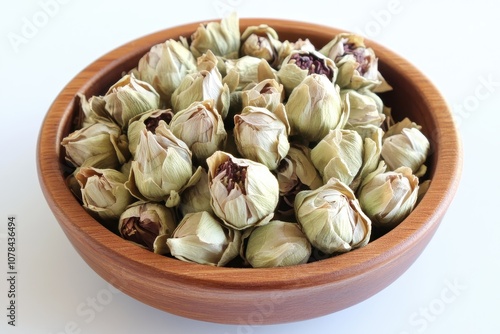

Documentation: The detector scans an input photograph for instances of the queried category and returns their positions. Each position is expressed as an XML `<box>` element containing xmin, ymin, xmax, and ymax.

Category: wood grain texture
<box><xmin>37</xmin><ymin>19</ymin><xmax>462</xmax><ymax>324</ymax></box>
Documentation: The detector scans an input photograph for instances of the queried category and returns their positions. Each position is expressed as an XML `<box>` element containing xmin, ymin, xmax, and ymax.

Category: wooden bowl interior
<box><xmin>37</xmin><ymin>18</ymin><xmax>462</xmax><ymax>324</ymax></box>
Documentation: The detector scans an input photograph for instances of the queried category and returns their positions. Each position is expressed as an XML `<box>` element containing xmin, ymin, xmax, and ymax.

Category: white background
<box><xmin>1</xmin><ymin>0</ymin><xmax>499</xmax><ymax>333</ymax></box>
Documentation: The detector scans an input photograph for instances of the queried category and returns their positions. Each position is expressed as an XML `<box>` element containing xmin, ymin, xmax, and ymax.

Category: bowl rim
<box><xmin>37</xmin><ymin>18</ymin><xmax>463</xmax><ymax>292</ymax></box>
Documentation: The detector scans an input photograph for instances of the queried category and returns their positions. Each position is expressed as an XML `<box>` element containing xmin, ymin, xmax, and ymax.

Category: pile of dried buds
<box><xmin>62</xmin><ymin>13</ymin><xmax>431</xmax><ymax>268</ymax></box>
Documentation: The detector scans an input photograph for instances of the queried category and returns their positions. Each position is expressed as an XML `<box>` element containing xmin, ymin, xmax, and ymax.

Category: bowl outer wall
<box><xmin>37</xmin><ymin>18</ymin><xmax>462</xmax><ymax>324</ymax></box>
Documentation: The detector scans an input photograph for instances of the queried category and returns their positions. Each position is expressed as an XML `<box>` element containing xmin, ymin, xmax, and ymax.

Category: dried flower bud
<box><xmin>319</xmin><ymin>33</ymin><xmax>391</xmax><ymax>92</ymax></box>
<box><xmin>61</xmin><ymin>120</ymin><xmax>130</xmax><ymax>169</ymax></box>
<box><xmin>342</xmin><ymin>88</ymin><xmax>385</xmax><ymax>128</ymax></box>
<box><xmin>223</xmin><ymin>56</ymin><xmax>276</xmax><ymax>91</ymax></box>
<box><xmin>295</xmin><ymin>178</ymin><xmax>371</xmax><ymax>254</ymax></box>
<box><xmin>233</xmin><ymin>104</ymin><xmax>290</xmax><ymax>170</ymax></box>
<box><xmin>311</xmin><ymin>129</ymin><xmax>364</xmax><ymax>187</ymax></box>
<box><xmin>359</xmin><ymin>165</ymin><xmax>419</xmax><ymax>229</ymax></box>
<box><xmin>118</xmin><ymin>201</ymin><xmax>177</xmax><ymax>254</ymax></box>
<box><xmin>245</xmin><ymin>220</ymin><xmax>311</xmax><ymax>268</ymax></box>
<box><xmin>190</xmin><ymin>12</ymin><xmax>240</xmax><ymax>59</ymax></box>
<box><xmin>134</xmin><ymin>39</ymin><xmax>197</xmax><ymax>105</ymax></box>
<box><xmin>276</xmin><ymin>39</ymin><xmax>316</xmax><ymax>70</ymax></box>
<box><xmin>179</xmin><ymin>168</ymin><xmax>213</xmax><ymax>217</ymax></box>
<box><xmin>240</xmin><ymin>24</ymin><xmax>281</xmax><ymax>67</ymax></box>
<box><xmin>277</xmin><ymin>50</ymin><xmax>337</xmax><ymax>95</ymax></box>
<box><xmin>171</xmin><ymin>50</ymin><xmax>231</xmax><ymax>119</ymax></box>
<box><xmin>241</xmin><ymin>78</ymin><xmax>284</xmax><ymax>111</ymax></box>
<box><xmin>74</xmin><ymin>167</ymin><xmax>134</xmax><ymax>225</ymax></box>
<box><xmin>276</xmin><ymin>144</ymin><xmax>323</xmax><ymax>217</ymax></box>
<box><xmin>351</xmin><ymin>125</ymin><xmax>384</xmax><ymax>192</ymax></box>
<box><xmin>78</xmin><ymin>93</ymin><xmax>111</xmax><ymax>127</ymax></box>
<box><xmin>285</xmin><ymin>74</ymin><xmax>346</xmax><ymax>142</ymax></box>
<box><xmin>127</xmin><ymin>108</ymin><xmax>174</xmax><ymax>157</ymax></box>
<box><xmin>125</xmin><ymin>124</ymin><xmax>193</xmax><ymax>203</ymax></box>
<box><xmin>169</xmin><ymin>100</ymin><xmax>227</xmax><ymax>165</ymax></box>
<box><xmin>381</xmin><ymin>125</ymin><xmax>430</xmax><ymax>176</ymax></box>
<box><xmin>207</xmin><ymin>151</ymin><xmax>279</xmax><ymax>230</ymax></box>
<box><xmin>167</xmin><ymin>211</ymin><xmax>241</xmax><ymax>266</ymax></box>
<box><xmin>103</xmin><ymin>74</ymin><xmax>160</xmax><ymax>129</ymax></box>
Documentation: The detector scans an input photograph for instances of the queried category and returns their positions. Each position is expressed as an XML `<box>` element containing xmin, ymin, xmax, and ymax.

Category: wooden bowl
<box><xmin>37</xmin><ymin>18</ymin><xmax>462</xmax><ymax>324</ymax></box>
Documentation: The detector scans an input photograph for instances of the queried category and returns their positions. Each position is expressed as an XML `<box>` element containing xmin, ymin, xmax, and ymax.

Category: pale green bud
<box><xmin>206</xmin><ymin>151</ymin><xmax>279</xmax><ymax>230</ymax></box>
<box><xmin>285</xmin><ymin>74</ymin><xmax>346</xmax><ymax>142</ymax></box>
<box><xmin>171</xmin><ymin>50</ymin><xmax>231</xmax><ymax>119</ymax></box>
<box><xmin>190</xmin><ymin>12</ymin><xmax>241</xmax><ymax>59</ymax></box>
<box><xmin>245</xmin><ymin>220</ymin><xmax>311</xmax><ymax>268</ymax></box>
<box><xmin>127</xmin><ymin>108</ymin><xmax>173</xmax><ymax>157</ymax></box>
<box><xmin>295</xmin><ymin>178</ymin><xmax>371</xmax><ymax>254</ymax></box>
<box><xmin>118</xmin><ymin>201</ymin><xmax>177</xmax><ymax>255</ymax></box>
<box><xmin>241</xmin><ymin>78</ymin><xmax>284</xmax><ymax>111</ymax></box>
<box><xmin>359</xmin><ymin>165</ymin><xmax>419</xmax><ymax>229</ymax></box>
<box><xmin>319</xmin><ymin>33</ymin><xmax>392</xmax><ymax>93</ymax></box>
<box><xmin>61</xmin><ymin>120</ymin><xmax>130</xmax><ymax>169</ymax></box>
<box><xmin>179</xmin><ymin>168</ymin><xmax>213</xmax><ymax>217</ymax></box>
<box><xmin>169</xmin><ymin>99</ymin><xmax>226</xmax><ymax>165</ymax></box>
<box><xmin>240</xmin><ymin>24</ymin><xmax>281</xmax><ymax>67</ymax></box>
<box><xmin>125</xmin><ymin>124</ymin><xmax>193</xmax><ymax>203</ymax></box>
<box><xmin>342</xmin><ymin>89</ymin><xmax>385</xmax><ymax>128</ymax></box>
<box><xmin>167</xmin><ymin>211</ymin><xmax>241</xmax><ymax>266</ymax></box>
<box><xmin>74</xmin><ymin>167</ymin><xmax>134</xmax><ymax>224</ymax></box>
<box><xmin>223</xmin><ymin>56</ymin><xmax>276</xmax><ymax>91</ymax></box>
<box><xmin>134</xmin><ymin>39</ymin><xmax>197</xmax><ymax>105</ymax></box>
<box><xmin>381</xmin><ymin>126</ymin><xmax>430</xmax><ymax>175</ymax></box>
<box><xmin>103</xmin><ymin>74</ymin><xmax>160</xmax><ymax>129</ymax></box>
<box><xmin>77</xmin><ymin>93</ymin><xmax>112</xmax><ymax>127</ymax></box>
<box><xmin>311</xmin><ymin>129</ymin><xmax>364</xmax><ymax>187</ymax></box>
<box><xmin>277</xmin><ymin>50</ymin><xmax>338</xmax><ymax>96</ymax></box>
<box><xmin>233</xmin><ymin>104</ymin><xmax>290</xmax><ymax>170</ymax></box>
<box><xmin>276</xmin><ymin>144</ymin><xmax>323</xmax><ymax>217</ymax></box>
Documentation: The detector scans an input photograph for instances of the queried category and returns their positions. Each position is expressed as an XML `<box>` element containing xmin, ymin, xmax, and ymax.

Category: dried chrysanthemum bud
<box><xmin>311</xmin><ymin>129</ymin><xmax>364</xmax><ymax>187</ymax></box>
<box><xmin>240</xmin><ymin>24</ymin><xmax>282</xmax><ymax>68</ymax></box>
<box><xmin>241</xmin><ymin>78</ymin><xmax>284</xmax><ymax>111</ymax></box>
<box><xmin>74</xmin><ymin>167</ymin><xmax>134</xmax><ymax>225</ymax></box>
<box><xmin>166</xmin><ymin>211</ymin><xmax>241</xmax><ymax>266</ymax></box>
<box><xmin>133</xmin><ymin>39</ymin><xmax>197</xmax><ymax>106</ymax></box>
<box><xmin>169</xmin><ymin>99</ymin><xmax>227</xmax><ymax>165</ymax></box>
<box><xmin>125</xmin><ymin>123</ymin><xmax>193</xmax><ymax>203</ymax></box>
<box><xmin>319</xmin><ymin>33</ymin><xmax>391</xmax><ymax>92</ymax></box>
<box><xmin>61</xmin><ymin>120</ymin><xmax>130</xmax><ymax>169</ymax></box>
<box><xmin>277</xmin><ymin>50</ymin><xmax>337</xmax><ymax>95</ymax></box>
<box><xmin>381</xmin><ymin>122</ymin><xmax>430</xmax><ymax>176</ymax></box>
<box><xmin>171</xmin><ymin>50</ymin><xmax>231</xmax><ymax>119</ymax></box>
<box><xmin>118</xmin><ymin>201</ymin><xmax>177</xmax><ymax>254</ymax></box>
<box><xmin>276</xmin><ymin>144</ymin><xmax>323</xmax><ymax>217</ymax></box>
<box><xmin>295</xmin><ymin>178</ymin><xmax>371</xmax><ymax>254</ymax></box>
<box><xmin>233</xmin><ymin>104</ymin><xmax>290</xmax><ymax>170</ymax></box>
<box><xmin>285</xmin><ymin>74</ymin><xmax>346</xmax><ymax>142</ymax></box>
<box><xmin>245</xmin><ymin>220</ymin><xmax>312</xmax><ymax>268</ymax></box>
<box><xmin>358</xmin><ymin>164</ymin><xmax>419</xmax><ymax>229</ymax></box>
<box><xmin>190</xmin><ymin>12</ymin><xmax>240</xmax><ymax>59</ymax></box>
<box><xmin>179</xmin><ymin>168</ymin><xmax>213</xmax><ymax>217</ymax></box>
<box><xmin>351</xmin><ymin>125</ymin><xmax>384</xmax><ymax>192</ymax></box>
<box><xmin>103</xmin><ymin>74</ymin><xmax>160</xmax><ymax>129</ymax></box>
<box><xmin>78</xmin><ymin>93</ymin><xmax>112</xmax><ymax>127</ymax></box>
<box><xmin>127</xmin><ymin>108</ymin><xmax>174</xmax><ymax>157</ymax></box>
<box><xmin>207</xmin><ymin>151</ymin><xmax>279</xmax><ymax>230</ymax></box>
<box><xmin>275</xmin><ymin>38</ymin><xmax>316</xmax><ymax>70</ymax></box>
<box><xmin>341</xmin><ymin>88</ymin><xmax>385</xmax><ymax>128</ymax></box>
<box><xmin>223</xmin><ymin>56</ymin><xmax>276</xmax><ymax>91</ymax></box>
